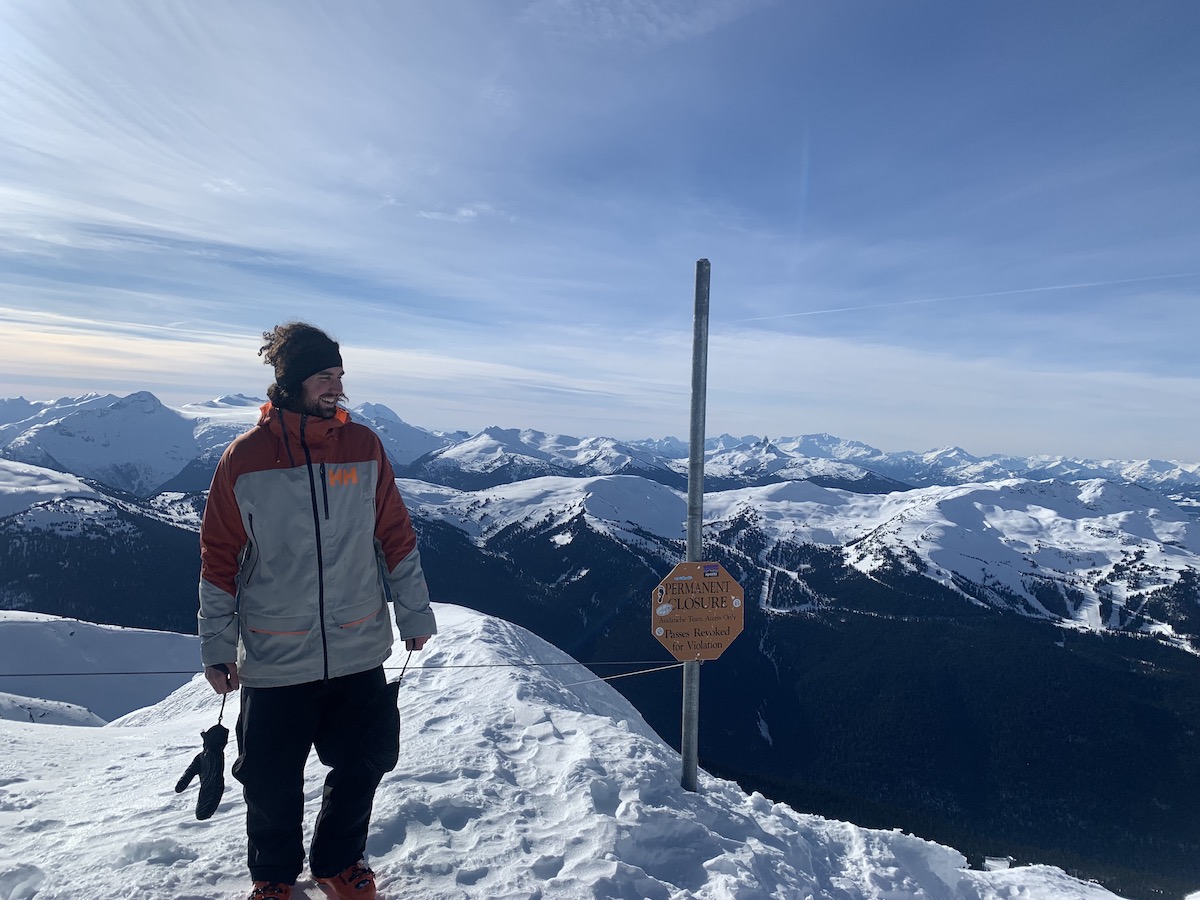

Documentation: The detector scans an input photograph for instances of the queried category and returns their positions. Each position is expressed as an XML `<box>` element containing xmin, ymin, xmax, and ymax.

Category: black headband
<box><xmin>277</xmin><ymin>336</ymin><xmax>342</xmax><ymax>387</ymax></box>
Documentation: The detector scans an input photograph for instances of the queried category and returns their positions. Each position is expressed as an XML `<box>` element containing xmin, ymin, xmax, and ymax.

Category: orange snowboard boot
<box><xmin>248</xmin><ymin>883</ymin><xmax>293</xmax><ymax>900</ymax></box>
<box><xmin>315</xmin><ymin>861</ymin><xmax>377</xmax><ymax>900</ymax></box>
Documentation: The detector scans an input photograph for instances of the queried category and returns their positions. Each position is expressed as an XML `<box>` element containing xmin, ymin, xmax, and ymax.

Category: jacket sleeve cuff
<box><xmin>199</xmin><ymin>631</ymin><xmax>237</xmax><ymax>667</ymax></box>
<box><xmin>386</xmin><ymin>549</ymin><xmax>438</xmax><ymax>639</ymax></box>
<box><xmin>394</xmin><ymin>606</ymin><xmax>438</xmax><ymax>641</ymax></box>
<box><xmin>198</xmin><ymin>580</ymin><xmax>239</xmax><ymax>666</ymax></box>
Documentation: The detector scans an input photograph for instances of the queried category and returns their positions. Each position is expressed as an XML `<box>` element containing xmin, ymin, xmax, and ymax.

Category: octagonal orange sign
<box><xmin>651</xmin><ymin>561</ymin><xmax>744</xmax><ymax>661</ymax></box>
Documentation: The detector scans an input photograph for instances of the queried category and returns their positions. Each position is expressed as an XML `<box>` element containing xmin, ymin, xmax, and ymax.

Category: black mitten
<box><xmin>174</xmin><ymin>722</ymin><xmax>229</xmax><ymax>820</ymax></box>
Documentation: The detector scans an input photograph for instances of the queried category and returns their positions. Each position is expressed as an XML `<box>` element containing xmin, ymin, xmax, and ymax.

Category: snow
<box><xmin>5</xmin><ymin>433</ymin><xmax>1198</xmax><ymax>639</ymax></box>
<box><xmin>6</xmin><ymin>390</ymin><xmax>1200</xmax><ymax>507</ymax></box>
<box><xmin>180</xmin><ymin>395</ymin><xmax>264</xmax><ymax>411</ymax></box>
<box><xmin>0</xmin><ymin>460</ymin><xmax>100</xmax><ymax>520</ymax></box>
<box><xmin>840</xmin><ymin>478</ymin><xmax>1200</xmax><ymax>626</ymax></box>
<box><xmin>0</xmin><ymin>394</ymin><xmax>117</xmax><ymax>441</ymax></box>
<box><xmin>1</xmin><ymin>392</ymin><xmax>199</xmax><ymax>496</ymax></box>
<box><xmin>692</xmin><ymin>441</ymin><xmax>882</xmax><ymax>485</ymax></box>
<box><xmin>0</xmin><ymin>612</ymin><xmax>198</xmax><ymax>721</ymax></box>
<box><xmin>0</xmin><ymin>692</ymin><xmax>105</xmax><ymax>727</ymax></box>
<box><xmin>402</xmin><ymin>475</ymin><xmax>689</xmax><ymax>545</ymax></box>
<box><xmin>0</xmin><ymin>605</ymin><xmax>1133</xmax><ymax>899</ymax></box>
<box><xmin>349</xmin><ymin>404</ymin><xmax>452</xmax><ymax>466</ymax></box>
<box><xmin>413</xmin><ymin>427</ymin><xmax>672</xmax><ymax>480</ymax></box>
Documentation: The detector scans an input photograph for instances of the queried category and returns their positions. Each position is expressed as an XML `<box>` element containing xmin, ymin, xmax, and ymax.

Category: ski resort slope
<box><xmin>0</xmin><ymin>604</ymin><xmax>1133</xmax><ymax>900</ymax></box>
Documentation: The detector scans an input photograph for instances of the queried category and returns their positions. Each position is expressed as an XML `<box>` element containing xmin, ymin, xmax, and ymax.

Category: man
<box><xmin>199</xmin><ymin>322</ymin><xmax>436</xmax><ymax>900</ymax></box>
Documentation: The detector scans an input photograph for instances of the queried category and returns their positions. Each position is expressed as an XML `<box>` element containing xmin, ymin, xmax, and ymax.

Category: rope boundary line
<box><xmin>0</xmin><ymin>660</ymin><xmax>686</xmax><ymax>679</ymax></box>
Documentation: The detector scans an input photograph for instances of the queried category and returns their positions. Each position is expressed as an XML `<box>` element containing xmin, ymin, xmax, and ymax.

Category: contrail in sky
<box><xmin>736</xmin><ymin>272</ymin><xmax>1200</xmax><ymax>323</ymax></box>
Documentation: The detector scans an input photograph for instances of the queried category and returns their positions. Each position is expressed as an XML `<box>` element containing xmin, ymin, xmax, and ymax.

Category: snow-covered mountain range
<box><xmin>2</xmin><ymin>391</ymin><xmax>1196</xmax><ymax>646</ymax></box>
<box><xmin>0</xmin><ymin>605</ymin><xmax>1136</xmax><ymax>899</ymax></box>
<box><xmin>4</xmin><ymin>391</ymin><xmax>1199</xmax><ymax>500</ymax></box>
<box><xmin>3</xmin><ymin>391</ymin><xmax>1200</xmax><ymax>895</ymax></box>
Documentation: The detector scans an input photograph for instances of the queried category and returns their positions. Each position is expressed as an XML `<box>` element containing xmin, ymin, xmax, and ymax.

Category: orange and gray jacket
<box><xmin>198</xmin><ymin>402</ymin><xmax>436</xmax><ymax>687</ymax></box>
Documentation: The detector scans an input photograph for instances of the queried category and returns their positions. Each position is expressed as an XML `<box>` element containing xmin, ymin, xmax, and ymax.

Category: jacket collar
<box><xmin>258</xmin><ymin>401</ymin><xmax>350</xmax><ymax>444</ymax></box>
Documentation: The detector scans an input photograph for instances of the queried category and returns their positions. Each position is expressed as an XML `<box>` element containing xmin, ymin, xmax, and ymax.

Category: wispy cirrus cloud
<box><xmin>0</xmin><ymin>1</ymin><xmax>1197</xmax><ymax>457</ymax></box>
<box><xmin>417</xmin><ymin>202</ymin><xmax>516</xmax><ymax>224</ymax></box>
<box><xmin>522</xmin><ymin>0</ymin><xmax>773</xmax><ymax>48</ymax></box>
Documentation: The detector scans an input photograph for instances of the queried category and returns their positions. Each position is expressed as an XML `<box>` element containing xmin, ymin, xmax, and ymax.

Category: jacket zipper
<box><xmin>299</xmin><ymin>414</ymin><xmax>330</xmax><ymax>681</ymax></box>
<box><xmin>319</xmin><ymin>462</ymin><xmax>330</xmax><ymax>519</ymax></box>
<box><xmin>243</xmin><ymin>513</ymin><xmax>260</xmax><ymax>585</ymax></box>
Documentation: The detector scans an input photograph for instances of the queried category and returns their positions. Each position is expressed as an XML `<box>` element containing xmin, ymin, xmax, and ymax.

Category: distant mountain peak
<box><xmin>111</xmin><ymin>391</ymin><xmax>166</xmax><ymax>411</ymax></box>
<box><xmin>198</xmin><ymin>393</ymin><xmax>263</xmax><ymax>408</ymax></box>
<box><xmin>353</xmin><ymin>402</ymin><xmax>403</xmax><ymax>422</ymax></box>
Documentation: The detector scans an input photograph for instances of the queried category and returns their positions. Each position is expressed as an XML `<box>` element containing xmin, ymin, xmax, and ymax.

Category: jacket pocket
<box><xmin>240</xmin><ymin>612</ymin><xmax>316</xmax><ymax>671</ymax></box>
<box><xmin>331</xmin><ymin>597</ymin><xmax>385</xmax><ymax>629</ymax></box>
<box><xmin>242</xmin><ymin>612</ymin><xmax>314</xmax><ymax>636</ymax></box>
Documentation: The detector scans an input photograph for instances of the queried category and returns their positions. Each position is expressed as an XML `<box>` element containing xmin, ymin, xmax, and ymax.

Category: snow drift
<box><xmin>0</xmin><ymin>604</ymin><xmax>1128</xmax><ymax>899</ymax></box>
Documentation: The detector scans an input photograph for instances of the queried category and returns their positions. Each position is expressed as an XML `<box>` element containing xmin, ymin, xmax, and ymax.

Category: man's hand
<box><xmin>205</xmin><ymin>663</ymin><xmax>240</xmax><ymax>694</ymax></box>
<box><xmin>405</xmin><ymin>635</ymin><xmax>430</xmax><ymax>651</ymax></box>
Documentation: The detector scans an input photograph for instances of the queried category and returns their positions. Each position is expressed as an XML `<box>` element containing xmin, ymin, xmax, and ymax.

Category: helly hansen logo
<box><xmin>327</xmin><ymin>466</ymin><xmax>358</xmax><ymax>486</ymax></box>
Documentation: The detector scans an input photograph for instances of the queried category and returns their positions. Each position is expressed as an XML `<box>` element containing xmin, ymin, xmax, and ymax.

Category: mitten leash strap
<box><xmin>393</xmin><ymin>649</ymin><xmax>414</xmax><ymax>685</ymax></box>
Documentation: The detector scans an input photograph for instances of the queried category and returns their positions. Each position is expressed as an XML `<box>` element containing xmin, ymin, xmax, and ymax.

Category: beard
<box><xmin>303</xmin><ymin>392</ymin><xmax>346</xmax><ymax>419</ymax></box>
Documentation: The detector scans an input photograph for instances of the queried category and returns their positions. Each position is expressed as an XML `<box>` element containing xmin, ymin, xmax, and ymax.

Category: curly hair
<box><xmin>258</xmin><ymin>322</ymin><xmax>343</xmax><ymax>412</ymax></box>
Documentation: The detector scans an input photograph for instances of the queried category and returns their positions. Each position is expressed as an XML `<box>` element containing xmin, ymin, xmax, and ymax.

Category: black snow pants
<box><xmin>232</xmin><ymin>666</ymin><xmax>401</xmax><ymax>884</ymax></box>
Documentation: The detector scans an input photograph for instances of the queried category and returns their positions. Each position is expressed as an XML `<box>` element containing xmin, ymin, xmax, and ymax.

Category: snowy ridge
<box><xmin>0</xmin><ymin>606</ymin><xmax>1126</xmax><ymax>899</ymax></box>
<box><xmin>350</xmin><ymin>403</ymin><xmax>451</xmax><ymax>465</ymax></box>
<box><xmin>842</xmin><ymin>478</ymin><xmax>1199</xmax><ymax>634</ymax></box>
<box><xmin>0</xmin><ymin>394</ymin><xmax>118</xmax><ymax>434</ymax></box>
<box><xmin>3</xmin><ymin>428</ymin><xmax>1197</xmax><ymax>641</ymax></box>
<box><xmin>0</xmin><ymin>460</ymin><xmax>100</xmax><ymax>520</ymax></box>
<box><xmin>402</xmin><ymin>473</ymin><xmax>1200</xmax><ymax>637</ymax></box>
<box><xmin>403</xmin><ymin>426</ymin><xmax>678</xmax><ymax>489</ymax></box>
<box><xmin>865</xmin><ymin>447</ymin><xmax>1200</xmax><ymax>492</ymax></box>
<box><xmin>0</xmin><ymin>692</ymin><xmax>105</xmax><ymax>726</ymax></box>
<box><xmin>0</xmin><ymin>459</ymin><xmax>202</xmax><ymax>537</ymax></box>
<box><xmin>0</xmin><ymin>392</ymin><xmax>198</xmax><ymax>496</ymax></box>
<box><xmin>673</xmin><ymin>436</ymin><xmax>904</xmax><ymax>491</ymax></box>
<box><xmin>4</xmin><ymin>392</ymin><xmax>1200</xmax><ymax>499</ymax></box>
<box><xmin>180</xmin><ymin>393</ymin><xmax>263</xmax><ymax>410</ymax></box>
<box><xmin>413</xmin><ymin>427</ymin><xmax>572</xmax><ymax>476</ymax></box>
<box><xmin>0</xmin><ymin>393</ymin><xmax>231</xmax><ymax>496</ymax></box>
<box><xmin>0</xmin><ymin>394</ymin><xmax>451</xmax><ymax>495</ymax></box>
<box><xmin>400</xmin><ymin>475</ymin><xmax>688</xmax><ymax>547</ymax></box>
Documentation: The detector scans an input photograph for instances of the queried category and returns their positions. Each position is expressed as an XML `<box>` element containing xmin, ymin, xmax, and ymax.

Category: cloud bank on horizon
<box><xmin>1</xmin><ymin>0</ymin><xmax>1197</xmax><ymax>459</ymax></box>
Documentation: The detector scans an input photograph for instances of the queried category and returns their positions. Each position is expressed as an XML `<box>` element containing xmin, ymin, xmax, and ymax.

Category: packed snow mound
<box><xmin>0</xmin><ymin>604</ymin><xmax>1127</xmax><ymax>899</ymax></box>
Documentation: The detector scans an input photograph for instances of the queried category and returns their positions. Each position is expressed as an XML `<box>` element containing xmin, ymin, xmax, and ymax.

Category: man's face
<box><xmin>301</xmin><ymin>367</ymin><xmax>345</xmax><ymax>419</ymax></box>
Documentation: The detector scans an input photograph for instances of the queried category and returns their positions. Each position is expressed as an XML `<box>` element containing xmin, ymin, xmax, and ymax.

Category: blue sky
<box><xmin>1</xmin><ymin>0</ymin><xmax>1197</xmax><ymax>459</ymax></box>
